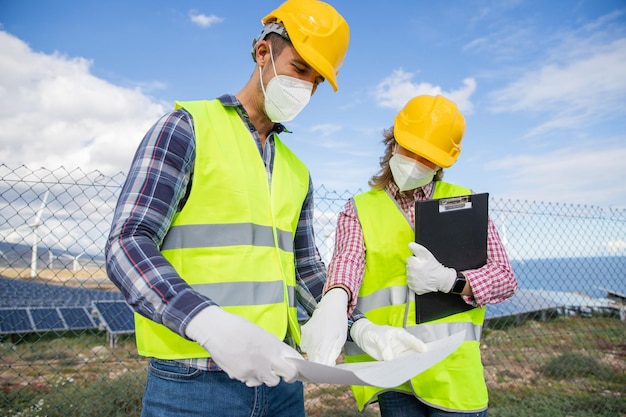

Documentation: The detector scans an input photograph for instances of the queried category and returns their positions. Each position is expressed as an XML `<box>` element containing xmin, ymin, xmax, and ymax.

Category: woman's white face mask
<box><xmin>389</xmin><ymin>153</ymin><xmax>437</xmax><ymax>191</ymax></box>
<box><xmin>259</xmin><ymin>44</ymin><xmax>313</xmax><ymax>122</ymax></box>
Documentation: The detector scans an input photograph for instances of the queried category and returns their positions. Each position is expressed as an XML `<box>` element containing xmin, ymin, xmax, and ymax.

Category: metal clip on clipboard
<box><xmin>438</xmin><ymin>195</ymin><xmax>472</xmax><ymax>212</ymax></box>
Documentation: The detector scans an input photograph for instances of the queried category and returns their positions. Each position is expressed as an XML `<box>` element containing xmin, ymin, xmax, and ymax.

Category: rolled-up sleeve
<box><xmin>462</xmin><ymin>218</ymin><xmax>518</xmax><ymax>306</ymax></box>
<box><xmin>324</xmin><ymin>198</ymin><xmax>366</xmax><ymax>314</ymax></box>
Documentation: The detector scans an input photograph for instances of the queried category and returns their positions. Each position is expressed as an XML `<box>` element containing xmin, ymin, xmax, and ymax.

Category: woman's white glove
<box><xmin>300</xmin><ymin>288</ymin><xmax>349</xmax><ymax>366</ymax></box>
<box><xmin>350</xmin><ymin>318</ymin><xmax>427</xmax><ymax>361</ymax></box>
<box><xmin>185</xmin><ymin>306</ymin><xmax>302</xmax><ymax>387</ymax></box>
<box><xmin>406</xmin><ymin>242</ymin><xmax>456</xmax><ymax>295</ymax></box>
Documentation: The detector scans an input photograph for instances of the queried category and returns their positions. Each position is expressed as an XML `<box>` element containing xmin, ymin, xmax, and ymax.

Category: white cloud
<box><xmin>488</xmin><ymin>141</ymin><xmax>626</xmax><ymax>207</ymax></box>
<box><xmin>189</xmin><ymin>11</ymin><xmax>224</xmax><ymax>28</ymax></box>
<box><xmin>309</xmin><ymin>123</ymin><xmax>343</xmax><ymax>139</ymax></box>
<box><xmin>464</xmin><ymin>26</ymin><xmax>535</xmax><ymax>63</ymax></box>
<box><xmin>0</xmin><ymin>31</ymin><xmax>167</xmax><ymax>175</ymax></box>
<box><xmin>491</xmin><ymin>38</ymin><xmax>626</xmax><ymax>112</ymax></box>
<box><xmin>606</xmin><ymin>240</ymin><xmax>626</xmax><ymax>253</ymax></box>
<box><xmin>373</xmin><ymin>69</ymin><xmax>476</xmax><ymax>114</ymax></box>
<box><xmin>488</xmin><ymin>10</ymin><xmax>626</xmax><ymax>137</ymax></box>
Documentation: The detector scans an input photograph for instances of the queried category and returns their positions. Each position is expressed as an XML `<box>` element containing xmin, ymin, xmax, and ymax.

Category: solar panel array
<box><xmin>0</xmin><ymin>306</ymin><xmax>96</xmax><ymax>334</ymax></box>
<box><xmin>485</xmin><ymin>288</ymin><xmax>616</xmax><ymax>319</ymax></box>
<box><xmin>0</xmin><ymin>276</ymin><xmax>123</xmax><ymax>308</ymax></box>
<box><xmin>0</xmin><ymin>276</ymin><xmax>133</xmax><ymax>336</ymax></box>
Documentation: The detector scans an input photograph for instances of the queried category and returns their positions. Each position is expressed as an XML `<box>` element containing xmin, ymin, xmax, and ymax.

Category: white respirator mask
<box><xmin>259</xmin><ymin>44</ymin><xmax>313</xmax><ymax>122</ymax></box>
<box><xmin>389</xmin><ymin>153</ymin><xmax>437</xmax><ymax>191</ymax></box>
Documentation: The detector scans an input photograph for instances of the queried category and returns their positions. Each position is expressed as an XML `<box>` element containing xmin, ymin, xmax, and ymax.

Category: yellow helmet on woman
<box><xmin>259</xmin><ymin>0</ymin><xmax>350</xmax><ymax>92</ymax></box>
<box><xmin>394</xmin><ymin>95</ymin><xmax>466</xmax><ymax>168</ymax></box>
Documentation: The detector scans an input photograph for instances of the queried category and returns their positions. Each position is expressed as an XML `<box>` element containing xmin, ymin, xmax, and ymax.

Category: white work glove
<box><xmin>406</xmin><ymin>242</ymin><xmax>456</xmax><ymax>295</ymax></box>
<box><xmin>350</xmin><ymin>318</ymin><xmax>427</xmax><ymax>361</ymax></box>
<box><xmin>300</xmin><ymin>288</ymin><xmax>349</xmax><ymax>366</ymax></box>
<box><xmin>185</xmin><ymin>306</ymin><xmax>302</xmax><ymax>387</ymax></box>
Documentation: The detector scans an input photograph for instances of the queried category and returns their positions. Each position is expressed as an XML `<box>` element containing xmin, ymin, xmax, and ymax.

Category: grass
<box><xmin>1</xmin><ymin>316</ymin><xmax>625</xmax><ymax>417</ymax></box>
<box><xmin>489</xmin><ymin>386</ymin><xmax>626</xmax><ymax>417</ymax></box>
<box><xmin>488</xmin><ymin>353</ymin><xmax>626</xmax><ymax>417</ymax></box>
<box><xmin>304</xmin><ymin>384</ymin><xmax>379</xmax><ymax>417</ymax></box>
<box><xmin>481</xmin><ymin>315</ymin><xmax>626</xmax><ymax>417</ymax></box>
<box><xmin>3</xmin><ymin>369</ymin><xmax>145</xmax><ymax>417</ymax></box>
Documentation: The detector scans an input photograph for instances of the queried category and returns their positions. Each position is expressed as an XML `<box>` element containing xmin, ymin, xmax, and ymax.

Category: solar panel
<box><xmin>30</xmin><ymin>308</ymin><xmax>66</xmax><ymax>331</ymax></box>
<box><xmin>59</xmin><ymin>307</ymin><xmax>96</xmax><ymax>329</ymax></box>
<box><xmin>486</xmin><ymin>289</ymin><xmax>560</xmax><ymax>319</ymax></box>
<box><xmin>0</xmin><ymin>276</ymin><xmax>125</xmax><ymax>309</ymax></box>
<box><xmin>485</xmin><ymin>288</ymin><xmax>617</xmax><ymax>320</ymax></box>
<box><xmin>93</xmin><ymin>301</ymin><xmax>135</xmax><ymax>334</ymax></box>
<box><xmin>0</xmin><ymin>308</ymin><xmax>33</xmax><ymax>334</ymax></box>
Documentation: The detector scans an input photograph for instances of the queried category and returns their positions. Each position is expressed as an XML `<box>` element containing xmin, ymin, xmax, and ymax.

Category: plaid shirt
<box><xmin>325</xmin><ymin>181</ymin><xmax>518</xmax><ymax>314</ymax></box>
<box><xmin>105</xmin><ymin>95</ymin><xmax>325</xmax><ymax>371</ymax></box>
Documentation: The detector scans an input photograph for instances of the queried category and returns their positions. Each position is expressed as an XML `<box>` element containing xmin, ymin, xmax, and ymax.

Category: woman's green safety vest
<box><xmin>345</xmin><ymin>181</ymin><xmax>488</xmax><ymax>412</ymax></box>
<box><xmin>135</xmin><ymin>99</ymin><xmax>309</xmax><ymax>359</ymax></box>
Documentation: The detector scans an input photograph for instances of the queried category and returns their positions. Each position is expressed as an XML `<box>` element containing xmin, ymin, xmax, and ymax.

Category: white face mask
<box><xmin>389</xmin><ymin>153</ymin><xmax>437</xmax><ymax>191</ymax></box>
<box><xmin>259</xmin><ymin>45</ymin><xmax>313</xmax><ymax>122</ymax></box>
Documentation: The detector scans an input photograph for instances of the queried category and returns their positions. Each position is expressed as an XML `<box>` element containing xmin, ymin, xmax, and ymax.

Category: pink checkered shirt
<box><xmin>324</xmin><ymin>181</ymin><xmax>518</xmax><ymax>314</ymax></box>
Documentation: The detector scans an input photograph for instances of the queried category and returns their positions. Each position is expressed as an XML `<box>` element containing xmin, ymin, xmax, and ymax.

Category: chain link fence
<box><xmin>1</xmin><ymin>164</ymin><xmax>625</xmax><ymax>417</ymax></box>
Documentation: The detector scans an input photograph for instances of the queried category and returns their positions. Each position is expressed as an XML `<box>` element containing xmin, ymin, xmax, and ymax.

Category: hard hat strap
<box><xmin>251</xmin><ymin>22</ymin><xmax>290</xmax><ymax>62</ymax></box>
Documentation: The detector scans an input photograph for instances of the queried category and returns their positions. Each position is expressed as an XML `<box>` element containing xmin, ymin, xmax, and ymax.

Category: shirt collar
<box><xmin>387</xmin><ymin>180</ymin><xmax>435</xmax><ymax>202</ymax></box>
<box><xmin>217</xmin><ymin>94</ymin><xmax>289</xmax><ymax>134</ymax></box>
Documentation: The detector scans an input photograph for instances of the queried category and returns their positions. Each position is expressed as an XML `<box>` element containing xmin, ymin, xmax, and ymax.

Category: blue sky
<box><xmin>1</xmin><ymin>0</ymin><xmax>625</xmax><ymax>209</ymax></box>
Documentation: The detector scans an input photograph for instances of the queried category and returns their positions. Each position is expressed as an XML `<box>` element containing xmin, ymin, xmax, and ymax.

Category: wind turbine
<box><xmin>55</xmin><ymin>240</ymin><xmax>89</xmax><ymax>274</ymax></box>
<box><xmin>72</xmin><ymin>250</ymin><xmax>86</xmax><ymax>272</ymax></box>
<box><xmin>0</xmin><ymin>190</ymin><xmax>51</xmax><ymax>278</ymax></box>
<box><xmin>29</xmin><ymin>191</ymin><xmax>49</xmax><ymax>278</ymax></box>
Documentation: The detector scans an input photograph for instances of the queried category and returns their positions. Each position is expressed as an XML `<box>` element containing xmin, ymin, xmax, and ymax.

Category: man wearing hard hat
<box><xmin>302</xmin><ymin>95</ymin><xmax>518</xmax><ymax>416</ymax></box>
<box><xmin>105</xmin><ymin>1</ymin><xmax>349</xmax><ymax>416</ymax></box>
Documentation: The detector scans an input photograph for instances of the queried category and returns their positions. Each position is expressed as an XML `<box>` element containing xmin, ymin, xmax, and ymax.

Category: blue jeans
<box><xmin>141</xmin><ymin>358</ymin><xmax>305</xmax><ymax>417</ymax></box>
<box><xmin>378</xmin><ymin>391</ymin><xmax>488</xmax><ymax>417</ymax></box>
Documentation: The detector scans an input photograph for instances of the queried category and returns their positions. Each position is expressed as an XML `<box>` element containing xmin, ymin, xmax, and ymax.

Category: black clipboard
<box><xmin>414</xmin><ymin>193</ymin><xmax>489</xmax><ymax>323</ymax></box>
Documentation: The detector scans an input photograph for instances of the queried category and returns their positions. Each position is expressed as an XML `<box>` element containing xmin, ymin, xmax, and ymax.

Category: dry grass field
<box><xmin>1</xmin><ymin>266</ymin><xmax>116</xmax><ymax>290</ymax></box>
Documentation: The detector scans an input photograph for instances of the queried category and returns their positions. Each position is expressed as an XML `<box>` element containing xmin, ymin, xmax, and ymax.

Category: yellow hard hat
<box><xmin>261</xmin><ymin>0</ymin><xmax>350</xmax><ymax>92</ymax></box>
<box><xmin>394</xmin><ymin>95</ymin><xmax>466</xmax><ymax>168</ymax></box>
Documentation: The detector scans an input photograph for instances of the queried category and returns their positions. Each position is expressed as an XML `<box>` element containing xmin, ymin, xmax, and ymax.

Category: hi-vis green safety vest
<box><xmin>345</xmin><ymin>181</ymin><xmax>488</xmax><ymax>412</ymax></box>
<box><xmin>135</xmin><ymin>99</ymin><xmax>309</xmax><ymax>359</ymax></box>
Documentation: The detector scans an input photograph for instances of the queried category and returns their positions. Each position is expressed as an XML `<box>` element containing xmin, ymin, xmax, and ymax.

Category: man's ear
<box><xmin>254</xmin><ymin>40</ymin><xmax>270</xmax><ymax>66</ymax></box>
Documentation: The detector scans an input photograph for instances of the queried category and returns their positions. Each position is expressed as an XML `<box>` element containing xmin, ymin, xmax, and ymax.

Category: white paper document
<box><xmin>289</xmin><ymin>331</ymin><xmax>465</xmax><ymax>387</ymax></box>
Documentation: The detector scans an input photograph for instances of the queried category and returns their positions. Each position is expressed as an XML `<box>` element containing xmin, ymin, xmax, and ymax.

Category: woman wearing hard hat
<box><xmin>302</xmin><ymin>95</ymin><xmax>517</xmax><ymax>416</ymax></box>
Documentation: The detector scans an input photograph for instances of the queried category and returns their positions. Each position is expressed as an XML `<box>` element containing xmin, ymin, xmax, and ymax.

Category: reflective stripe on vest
<box><xmin>135</xmin><ymin>99</ymin><xmax>309</xmax><ymax>360</ymax></box>
<box><xmin>190</xmin><ymin>281</ymin><xmax>295</xmax><ymax>307</ymax></box>
<box><xmin>346</xmin><ymin>182</ymin><xmax>488</xmax><ymax>412</ymax></box>
<box><xmin>161</xmin><ymin>223</ymin><xmax>294</xmax><ymax>252</ymax></box>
